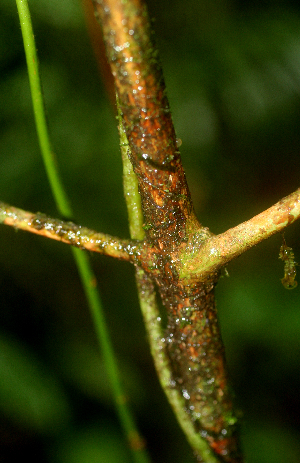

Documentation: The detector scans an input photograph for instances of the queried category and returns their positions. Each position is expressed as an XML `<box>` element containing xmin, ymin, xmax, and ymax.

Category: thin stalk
<box><xmin>71</xmin><ymin>248</ymin><xmax>150</xmax><ymax>462</ymax></box>
<box><xmin>0</xmin><ymin>201</ymin><xmax>138</xmax><ymax>261</ymax></box>
<box><xmin>16</xmin><ymin>2</ymin><xmax>149</xmax><ymax>461</ymax></box>
<box><xmin>16</xmin><ymin>0</ymin><xmax>71</xmax><ymax>217</ymax></box>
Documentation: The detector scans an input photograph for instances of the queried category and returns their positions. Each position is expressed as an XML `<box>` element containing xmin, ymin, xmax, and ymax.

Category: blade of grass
<box><xmin>16</xmin><ymin>1</ymin><xmax>150</xmax><ymax>461</ymax></box>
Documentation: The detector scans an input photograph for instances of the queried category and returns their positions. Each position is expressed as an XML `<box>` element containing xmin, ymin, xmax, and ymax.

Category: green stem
<box><xmin>16</xmin><ymin>2</ymin><xmax>149</xmax><ymax>461</ymax></box>
<box><xmin>71</xmin><ymin>248</ymin><xmax>150</xmax><ymax>462</ymax></box>
<box><xmin>16</xmin><ymin>0</ymin><xmax>71</xmax><ymax>217</ymax></box>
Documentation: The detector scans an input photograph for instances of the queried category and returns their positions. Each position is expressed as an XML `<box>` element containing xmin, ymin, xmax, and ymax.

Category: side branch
<box><xmin>0</xmin><ymin>202</ymin><xmax>140</xmax><ymax>261</ymax></box>
<box><xmin>179</xmin><ymin>188</ymin><xmax>300</xmax><ymax>281</ymax></box>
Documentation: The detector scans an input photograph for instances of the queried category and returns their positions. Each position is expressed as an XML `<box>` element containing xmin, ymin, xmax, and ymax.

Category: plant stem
<box><xmin>119</xmin><ymin>105</ymin><xmax>219</xmax><ymax>462</ymax></box>
<box><xmin>16</xmin><ymin>2</ymin><xmax>150</xmax><ymax>461</ymax></box>
<box><xmin>93</xmin><ymin>0</ymin><xmax>196</xmax><ymax>246</ymax></box>
<box><xmin>15</xmin><ymin>0</ymin><xmax>71</xmax><ymax>217</ymax></box>
<box><xmin>71</xmin><ymin>248</ymin><xmax>150</xmax><ymax>462</ymax></box>
<box><xmin>96</xmin><ymin>2</ymin><xmax>242</xmax><ymax>461</ymax></box>
<box><xmin>0</xmin><ymin>201</ymin><xmax>139</xmax><ymax>261</ymax></box>
<box><xmin>14</xmin><ymin>2</ymin><xmax>300</xmax><ymax>461</ymax></box>
<box><xmin>178</xmin><ymin>187</ymin><xmax>300</xmax><ymax>282</ymax></box>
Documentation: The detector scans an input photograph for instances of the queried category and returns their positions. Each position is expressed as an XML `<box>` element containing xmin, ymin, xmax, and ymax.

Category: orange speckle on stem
<box><xmin>273</xmin><ymin>213</ymin><xmax>289</xmax><ymax>225</ymax></box>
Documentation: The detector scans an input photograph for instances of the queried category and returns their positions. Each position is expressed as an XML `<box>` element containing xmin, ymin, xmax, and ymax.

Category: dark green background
<box><xmin>1</xmin><ymin>0</ymin><xmax>300</xmax><ymax>461</ymax></box>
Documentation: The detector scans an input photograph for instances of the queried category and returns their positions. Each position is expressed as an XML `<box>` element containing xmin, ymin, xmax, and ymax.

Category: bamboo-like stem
<box><xmin>0</xmin><ymin>201</ymin><xmax>139</xmax><ymax>261</ymax></box>
<box><xmin>178</xmin><ymin>188</ymin><xmax>300</xmax><ymax>282</ymax></box>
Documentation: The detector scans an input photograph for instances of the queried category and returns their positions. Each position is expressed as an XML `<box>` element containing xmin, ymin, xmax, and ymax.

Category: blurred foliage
<box><xmin>1</xmin><ymin>0</ymin><xmax>300</xmax><ymax>462</ymax></box>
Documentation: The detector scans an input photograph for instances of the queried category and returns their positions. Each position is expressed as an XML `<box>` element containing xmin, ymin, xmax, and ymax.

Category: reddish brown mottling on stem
<box><xmin>273</xmin><ymin>195</ymin><xmax>299</xmax><ymax>225</ymax></box>
<box><xmin>92</xmin><ymin>0</ymin><xmax>242</xmax><ymax>460</ymax></box>
<box><xmin>3</xmin><ymin>5</ymin><xmax>300</xmax><ymax>452</ymax></box>
<box><xmin>162</xmin><ymin>277</ymin><xmax>241</xmax><ymax>462</ymax></box>
<box><xmin>92</xmin><ymin>0</ymin><xmax>194</xmax><ymax>246</ymax></box>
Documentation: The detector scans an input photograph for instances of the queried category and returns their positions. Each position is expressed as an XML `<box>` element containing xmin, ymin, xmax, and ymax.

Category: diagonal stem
<box><xmin>178</xmin><ymin>188</ymin><xmax>300</xmax><ymax>282</ymax></box>
<box><xmin>93</xmin><ymin>0</ymin><xmax>197</xmax><ymax>248</ymax></box>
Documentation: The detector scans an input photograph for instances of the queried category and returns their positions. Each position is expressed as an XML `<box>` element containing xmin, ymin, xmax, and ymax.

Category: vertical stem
<box><xmin>93</xmin><ymin>0</ymin><xmax>195</xmax><ymax>247</ymax></box>
<box><xmin>71</xmin><ymin>249</ymin><xmax>150</xmax><ymax>462</ymax></box>
<box><xmin>99</xmin><ymin>2</ymin><xmax>242</xmax><ymax>461</ymax></box>
<box><xmin>16</xmin><ymin>2</ymin><xmax>150</xmax><ymax>461</ymax></box>
<box><xmin>16</xmin><ymin>0</ymin><xmax>72</xmax><ymax>217</ymax></box>
<box><xmin>119</xmin><ymin>104</ymin><xmax>219</xmax><ymax>463</ymax></box>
